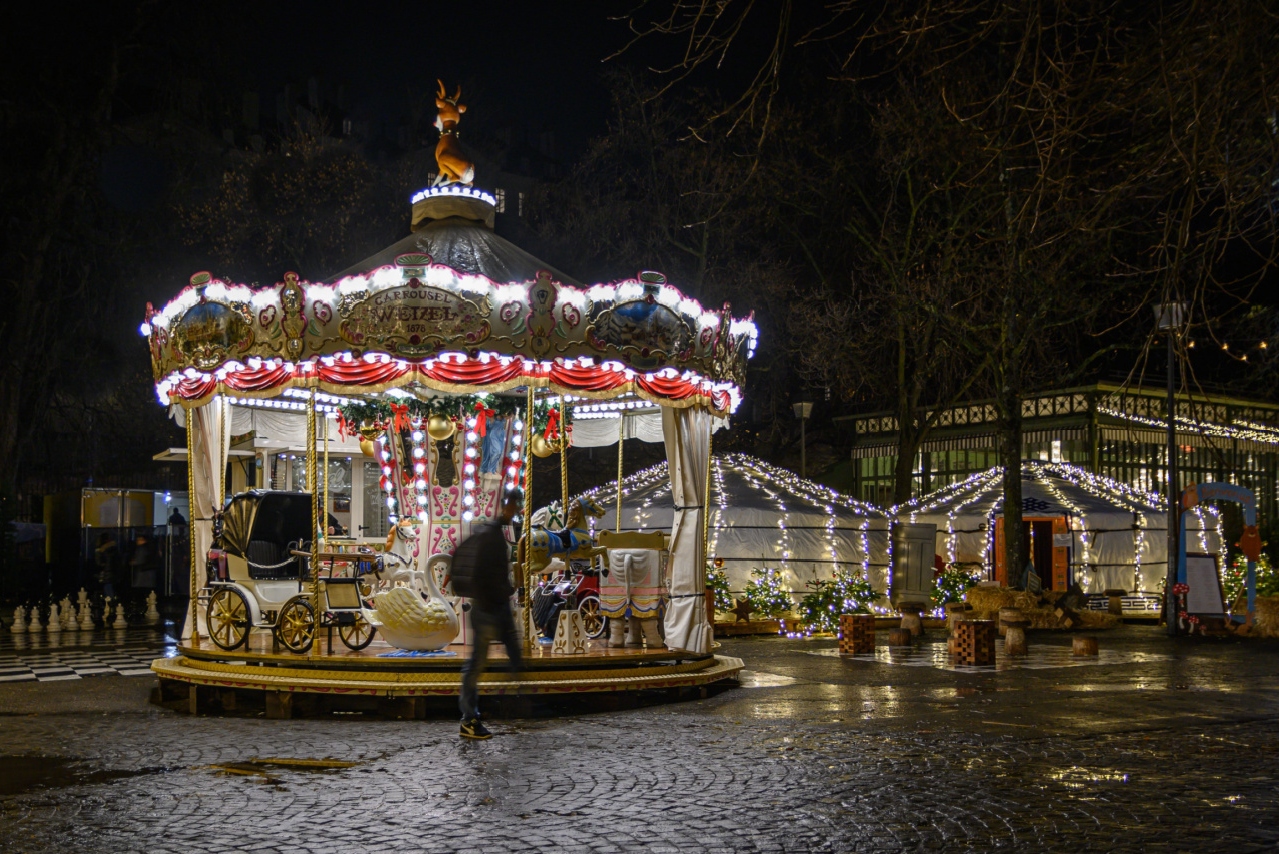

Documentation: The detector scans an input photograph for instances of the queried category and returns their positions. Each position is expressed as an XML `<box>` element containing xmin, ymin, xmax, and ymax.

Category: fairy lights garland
<box><xmin>409</xmin><ymin>420</ymin><xmax>428</xmax><ymax>522</ymax></box>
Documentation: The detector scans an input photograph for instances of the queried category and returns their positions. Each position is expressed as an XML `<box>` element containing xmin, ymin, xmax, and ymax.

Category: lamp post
<box><xmin>1154</xmin><ymin>302</ymin><xmax>1186</xmax><ymax>637</ymax></box>
<box><xmin>793</xmin><ymin>401</ymin><xmax>813</xmax><ymax>479</ymax></box>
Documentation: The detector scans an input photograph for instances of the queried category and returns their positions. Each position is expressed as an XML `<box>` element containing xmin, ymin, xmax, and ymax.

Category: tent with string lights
<box><xmin>897</xmin><ymin>461</ymin><xmax>1225</xmax><ymax>601</ymax></box>
<box><xmin>584</xmin><ymin>453</ymin><xmax>892</xmax><ymax>605</ymax></box>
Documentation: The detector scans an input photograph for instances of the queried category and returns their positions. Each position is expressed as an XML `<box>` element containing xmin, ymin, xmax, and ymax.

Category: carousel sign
<box><xmin>339</xmin><ymin>281</ymin><xmax>490</xmax><ymax>356</ymax></box>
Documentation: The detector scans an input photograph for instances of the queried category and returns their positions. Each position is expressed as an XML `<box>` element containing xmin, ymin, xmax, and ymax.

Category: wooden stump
<box><xmin>1104</xmin><ymin>589</ymin><xmax>1126</xmax><ymax>617</ymax></box>
<box><xmin>954</xmin><ymin>620</ymin><xmax>996</xmax><ymax>666</ymax></box>
<box><xmin>888</xmin><ymin>627</ymin><xmax>913</xmax><ymax>646</ymax></box>
<box><xmin>998</xmin><ymin>608</ymin><xmax>1025</xmax><ymax>638</ymax></box>
<box><xmin>1004</xmin><ymin>625</ymin><xmax>1028</xmax><ymax>656</ymax></box>
<box><xmin>945</xmin><ymin>603</ymin><xmax>971</xmax><ymax>635</ymax></box>
<box><xmin>1072</xmin><ymin>635</ymin><xmax>1099</xmax><ymax>656</ymax></box>
<box><xmin>839</xmin><ymin>614</ymin><xmax>876</xmax><ymax>655</ymax></box>
<box><xmin>900</xmin><ymin>612</ymin><xmax>923</xmax><ymax>638</ymax></box>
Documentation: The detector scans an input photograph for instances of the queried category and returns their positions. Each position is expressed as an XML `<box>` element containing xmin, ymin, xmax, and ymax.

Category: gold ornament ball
<box><xmin>427</xmin><ymin>414</ymin><xmax>456</xmax><ymax>441</ymax></box>
<box><xmin>530</xmin><ymin>433</ymin><xmax>555</xmax><ymax>458</ymax></box>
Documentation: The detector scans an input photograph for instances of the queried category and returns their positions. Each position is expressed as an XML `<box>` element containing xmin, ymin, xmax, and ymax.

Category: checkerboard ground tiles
<box><xmin>0</xmin><ymin>645</ymin><xmax>170</xmax><ymax>683</ymax></box>
<box><xmin>809</xmin><ymin>638</ymin><xmax>1170</xmax><ymax>672</ymax></box>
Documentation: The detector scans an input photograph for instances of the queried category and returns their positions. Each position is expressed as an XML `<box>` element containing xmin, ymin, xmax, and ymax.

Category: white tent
<box><xmin>585</xmin><ymin>453</ymin><xmax>891</xmax><ymax>602</ymax></box>
<box><xmin>897</xmin><ymin>461</ymin><xmax>1224</xmax><ymax>596</ymax></box>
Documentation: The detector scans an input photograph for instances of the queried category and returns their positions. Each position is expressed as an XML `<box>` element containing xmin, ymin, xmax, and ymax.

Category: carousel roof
<box><xmin>583</xmin><ymin>453</ymin><xmax>891</xmax><ymax>593</ymax></box>
<box><xmin>331</xmin><ymin>214</ymin><xmax>579</xmax><ymax>287</ymax></box>
<box><xmin>142</xmin><ymin>191</ymin><xmax>755</xmax><ymax>415</ymax></box>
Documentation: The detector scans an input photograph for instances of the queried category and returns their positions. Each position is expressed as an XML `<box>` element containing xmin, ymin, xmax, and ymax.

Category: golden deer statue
<box><xmin>433</xmin><ymin>80</ymin><xmax>475</xmax><ymax>186</ymax></box>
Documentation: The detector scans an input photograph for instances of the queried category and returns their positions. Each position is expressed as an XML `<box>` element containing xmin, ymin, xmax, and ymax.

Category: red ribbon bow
<box><xmin>390</xmin><ymin>402</ymin><xmax>410</xmax><ymax>433</ymax></box>
<box><xmin>474</xmin><ymin>401</ymin><xmax>496</xmax><ymax>437</ymax></box>
<box><xmin>336</xmin><ymin>411</ymin><xmax>349</xmax><ymax>442</ymax></box>
<box><xmin>544</xmin><ymin>408</ymin><xmax>561</xmax><ymax>440</ymax></box>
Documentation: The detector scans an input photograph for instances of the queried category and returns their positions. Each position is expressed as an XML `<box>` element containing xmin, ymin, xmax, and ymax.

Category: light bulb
<box><xmin>412</xmin><ymin>431</ymin><xmax>424</xmax><ymax>442</ymax></box>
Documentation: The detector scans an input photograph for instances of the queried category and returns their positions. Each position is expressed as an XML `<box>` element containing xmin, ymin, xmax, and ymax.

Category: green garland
<box><xmin>337</xmin><ymin>394</ymin><xmax>526</xmax><ymax>430</ymax></box>
<box><xmin>798</xmin><ymin>571</ymin><xmax>883</xmax><ymax>633</ymax></box>
<box><xmin>1224</xmin><ymin>553</ymin><xmax>1278</xmax><ymax>611</ymax></box>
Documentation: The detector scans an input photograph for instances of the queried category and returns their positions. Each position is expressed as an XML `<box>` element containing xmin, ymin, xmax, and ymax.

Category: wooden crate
<box><xmin>839</xmin><ymin>614</ymin><xmax>876</xmax><ymax>655</ymax></box>
<box><xmin>953</xmin><ymin>619</ymin><xmax>996</xmax><ymax>666</ymax></box>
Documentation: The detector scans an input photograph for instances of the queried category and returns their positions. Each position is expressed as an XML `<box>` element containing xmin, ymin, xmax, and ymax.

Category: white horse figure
<box><xmin>368</xmin><ymin>520</ymin><xmax>426</xmax><ymax>591</ymax></box>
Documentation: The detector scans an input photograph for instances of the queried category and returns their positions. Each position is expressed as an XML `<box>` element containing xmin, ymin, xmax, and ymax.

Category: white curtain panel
<box><xmin>660</xmin><ymin>406</ymin><xmax>712</xmax><ymax>655</ymax></box>
<box><xmin>181</xmin><ymin>397</ymin><xmax>230</xmax><ymax>640</ymax></box>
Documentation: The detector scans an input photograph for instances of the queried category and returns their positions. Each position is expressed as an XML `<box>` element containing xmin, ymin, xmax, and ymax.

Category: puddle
<box><xmin>0</xmin><ymin>756</ymin><xmax>169</xmax><ymax>796</ymax></box>
<box><xmin>208</xmin><ymin>757</ymin><xmax>358</xmax><ymax>781</ymax></box>
<box><xmin>737</xmin><ymin>670</ymin><xmax>805</xmax><ymax>688</ymax></box>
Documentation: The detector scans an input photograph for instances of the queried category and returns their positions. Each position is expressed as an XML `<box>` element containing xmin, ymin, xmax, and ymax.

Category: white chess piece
<box><xmin>77</xmin><ymin>588</ymin><xmax>89</xmax><ymax>608</ymax></box>
<box><xmin>47</xmin><ymin>603</ymin><xmax>62</xmax><ymax>634</ymax></box>
<box><xmin>113</xmin><ymin>603</ymin><xmax>127</xmax><ymax>629</ymax></box>
<box><xmin>61</xmin><ymin>598</ymin><xmax>75</xmax><ymax>631</ymax></box>
<box><xmin>78</xmin><ymin>602</ymin><xmax>94</xmax><ymax>631</ymax></box>
<box><xmin>27</xmin><ymin>606</ymin><xmax>43</xmax><ymax>633</ymax></box>
<box><xmin>9</xmin><ymin>606</ymin><xmax>25</xmax><ymax>634</ymax></box>
<box><xmin>102</xmin><ymin>597</ymin><xmax>113</xmax><ymax>626</ymax></box>
<box><xmin>144</xmin><ymin>591</ymin><xmax>160</xmax><ymax>626</ymax></box>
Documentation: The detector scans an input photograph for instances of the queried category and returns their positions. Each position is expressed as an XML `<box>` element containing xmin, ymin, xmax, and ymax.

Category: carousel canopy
<box><xmin>897</xmin><ymin>461</ymin><xmax>1224</xmax><ymax>595</ymax></box>
<box><xmin>141</xmin><ymin>187</ymin><xmax>755</xmax><ymax>416</ymax></box>
<box><xmin>584</xmin><ymin>453</ymin><xmax>891</xmax><ymax>597</ymax></box>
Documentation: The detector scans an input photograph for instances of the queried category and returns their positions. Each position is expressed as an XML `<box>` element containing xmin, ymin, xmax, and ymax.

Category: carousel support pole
<box><xmin>615</xmin><ymin>412</ymin><xmax>625</xmax><ymax>533</ymax></box>
<box><xmin>703</xmin><ymin>429</ymin><xmax>713</xmax><ymax>566</ymax></box>
<box><xmin>307</xmin><ymin>390</ymin><xmax>320</xmax><ymax>658</ymax></box>
<box><xmin>523</xmin><ymin>386</ymin><xmax>536</xmax><ymax>654</ymax></box>
<box><xmin>323</xmin><ymin>410</ymin><xmax>330</xmax><ymax>547</ymax></box>
<box><xmin>559</xmin><ymin>396</ymin><xmax>569</xmax><ymax>515</ymax></box>
<box><xmin>186</xmin><ymin>408</ymin><xmax>199</xmax><ymax>648</ymax></box>
<box><xmin>219</xmin><ymin>397</ymin><xmax>228</xmax><ymax>510</ymax></box>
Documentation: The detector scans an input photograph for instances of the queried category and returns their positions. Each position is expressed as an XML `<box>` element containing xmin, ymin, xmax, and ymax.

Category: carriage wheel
<box><xmin>275</xmin><ymin>596</ymin><xmax>315</xmax><ymax>654</ymax></box>
<box><xmin>338</xmin><ymin>614</ymin><xmax>376</xmax><ymax>651</ymax></box>
<box><xmin>578</xmin><ymin>594</ymin><xmax>606</xmax><ymax>639</ymax></box>
<box><xmin>207</xmin><ymin>587</ymin><xmax>250</xmax><ymax>651</ymax></box>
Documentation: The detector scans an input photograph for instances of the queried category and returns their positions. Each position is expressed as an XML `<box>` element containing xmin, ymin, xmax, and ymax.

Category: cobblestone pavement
<box><xmin>2</xmin><ymin>625</ymin><xmax>1278</xmax><ymax>853</ymax></box>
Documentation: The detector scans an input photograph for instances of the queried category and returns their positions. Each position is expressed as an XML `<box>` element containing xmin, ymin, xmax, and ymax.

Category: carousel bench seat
<box><xmin>247</xmin><ymin>540</ymin><xmax>296</xmax><ymax>579</ymax></box>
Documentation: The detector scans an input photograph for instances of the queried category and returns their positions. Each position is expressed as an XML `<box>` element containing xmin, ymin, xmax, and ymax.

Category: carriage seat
<box><xmin>246</xmin><ymin>539</ymin><xmax>296</xmax><ymax>579</ymax></box>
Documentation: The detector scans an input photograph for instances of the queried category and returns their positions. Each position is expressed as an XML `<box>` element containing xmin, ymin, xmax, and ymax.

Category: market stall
<box><xmin>898</xmin><ymin>461</ymin><xmax>1224</xmax><ymax>613</ymax></box>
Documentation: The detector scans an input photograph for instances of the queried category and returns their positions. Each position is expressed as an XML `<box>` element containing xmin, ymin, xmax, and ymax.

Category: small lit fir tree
<box><xmin>706</xmin><ymin>563</ymin><xmax>733</xmax><ymax>613</ymax></box>
<box><xmin>1224</xmin><ymin>554</ymin><xmax>1278</xmax><ymax>612</ymax></box>
<box><xmin>932</xmin><ymin>566</ymin><xmax>979</xmax><ymax>609</ymax></box>
<box><xmin>744</xmin><ymin>567</ymin><xmax>793</xmax><ymax>618</ymax></box>
<box><xmin>798</xmin><ymin>570</ymin><xmax>884</xmax><ymax>633</ymax></box>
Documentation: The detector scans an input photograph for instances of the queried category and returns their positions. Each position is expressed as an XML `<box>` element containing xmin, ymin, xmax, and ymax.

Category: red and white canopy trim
<box><xmin>143</xmin><ymin>259</ymin><xmax>756</xmax><ymax>414</ymax></box>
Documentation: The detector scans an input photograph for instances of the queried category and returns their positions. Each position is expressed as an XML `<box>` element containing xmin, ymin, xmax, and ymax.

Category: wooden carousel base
<box><xmin>151</xmin><ymin>634</ymin><xmax>743</xmax><ymax>717</ymax></box>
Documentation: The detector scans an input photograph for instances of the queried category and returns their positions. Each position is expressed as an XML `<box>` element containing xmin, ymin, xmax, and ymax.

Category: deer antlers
<box><xmin>436</xmin><ymin>79</ymin><xmax>462</xmax><ymax>105</ymax></box>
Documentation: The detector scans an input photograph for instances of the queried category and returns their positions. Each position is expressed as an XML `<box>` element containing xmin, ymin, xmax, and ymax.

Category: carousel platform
<box><xmin>151</xmin><ymin>634</ymin><xmax>743</xmax><ymax>718</ymax></box>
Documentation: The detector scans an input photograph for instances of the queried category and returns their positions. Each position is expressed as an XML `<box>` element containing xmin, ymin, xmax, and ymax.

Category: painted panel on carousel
<box><xmin>338</xmin><ymin>266</ymin><xmax>491</xmax><ymax>357</ymax></box>
<box><xmin>587</xmin><ymin>273</ymin><xmax>694</xmax><ymax>371</ymax></box>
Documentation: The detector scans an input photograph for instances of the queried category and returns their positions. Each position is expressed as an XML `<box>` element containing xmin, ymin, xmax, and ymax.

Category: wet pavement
<box><xmin>1</xmin><ymin>624</ymin><xmax>1278</xmax><ymax>852</ymax></box>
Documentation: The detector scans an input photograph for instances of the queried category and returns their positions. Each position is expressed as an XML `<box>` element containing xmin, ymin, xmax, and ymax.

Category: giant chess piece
<box><xmin>77</xmin><ymin>588</ymin><xmax>89</xmax><ymax>609</ymax></box>
<box><xmin>47</xmin><ymin>603</ymin><xmax>61</xmax><ymax>634</ymax></box>
<box><xmin>113</xmin><ymin>603</ymin><xmax>127</xmax><ymax>630</ymax></box>
<box><xmin>78</xmin><ymin>601</ymin><xmax>94</xmax><ymax>631</ymax></box>
<box><xmin>144</xmin><ymin>591</ymin><xmax>160</xmax><ymax>626</ymax></box>
<box><xmin>61</xmin><ymin>598</ymin><xmax>75</xmax><ymax>631</ymax></box>
<box><xmin>102</xmin><ymin>597</ymin><xmax>113</xmax><ymax>627</ymax></box>
<box><xmin>9</xmin><ymin>606</ymin><xmax>26</xmax><ymax>634</ymax></box>
<box><xmin>27</xmin><ymin>605</ymin><xmax>43</xmax><ymax>633</ymax></box>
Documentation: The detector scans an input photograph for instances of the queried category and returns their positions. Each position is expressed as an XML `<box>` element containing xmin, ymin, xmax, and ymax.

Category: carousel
<box><xmin>142</xmin><ymin>83</ymin><xmax>754</xmax><ymax>715</ymax></box>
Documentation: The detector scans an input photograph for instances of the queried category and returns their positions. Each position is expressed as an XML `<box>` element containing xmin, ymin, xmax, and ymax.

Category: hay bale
<box><xmin>964</xmin><ymin>586</ymin><xmax>1017</xmax><ymax>615</ymax></box>
<box><xmin>1255</xmin><ymin>595</ymin><xmax>1279</xmax><ymax>638</ymax></box>
<box><xmin>1012</xmin><ymin>591</ymin><xmax>1042</xmax><ymax>612</ymax></box>
<box><xmin>1075</xmin><ymin>610</ymin><xmax>1121</xmax><ymax>629</ymax></box>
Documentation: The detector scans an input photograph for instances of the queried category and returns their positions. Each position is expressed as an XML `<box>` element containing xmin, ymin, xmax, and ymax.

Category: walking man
<box><xmin>458</xmin><ymin>487</ymin><xmax>524</xmax><ymax>739</ymax></box>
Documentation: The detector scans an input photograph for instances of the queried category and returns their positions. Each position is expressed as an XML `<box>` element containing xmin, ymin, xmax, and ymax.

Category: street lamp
<box><xmin>793</xmin><ymin>401</ymin><xmax>813</xmax><ymax>479</ymax></box>
<box><xmin>1154</xmin><ymin>301</ymin><xmax>1186</xmax><ymax>637</ymax></box>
